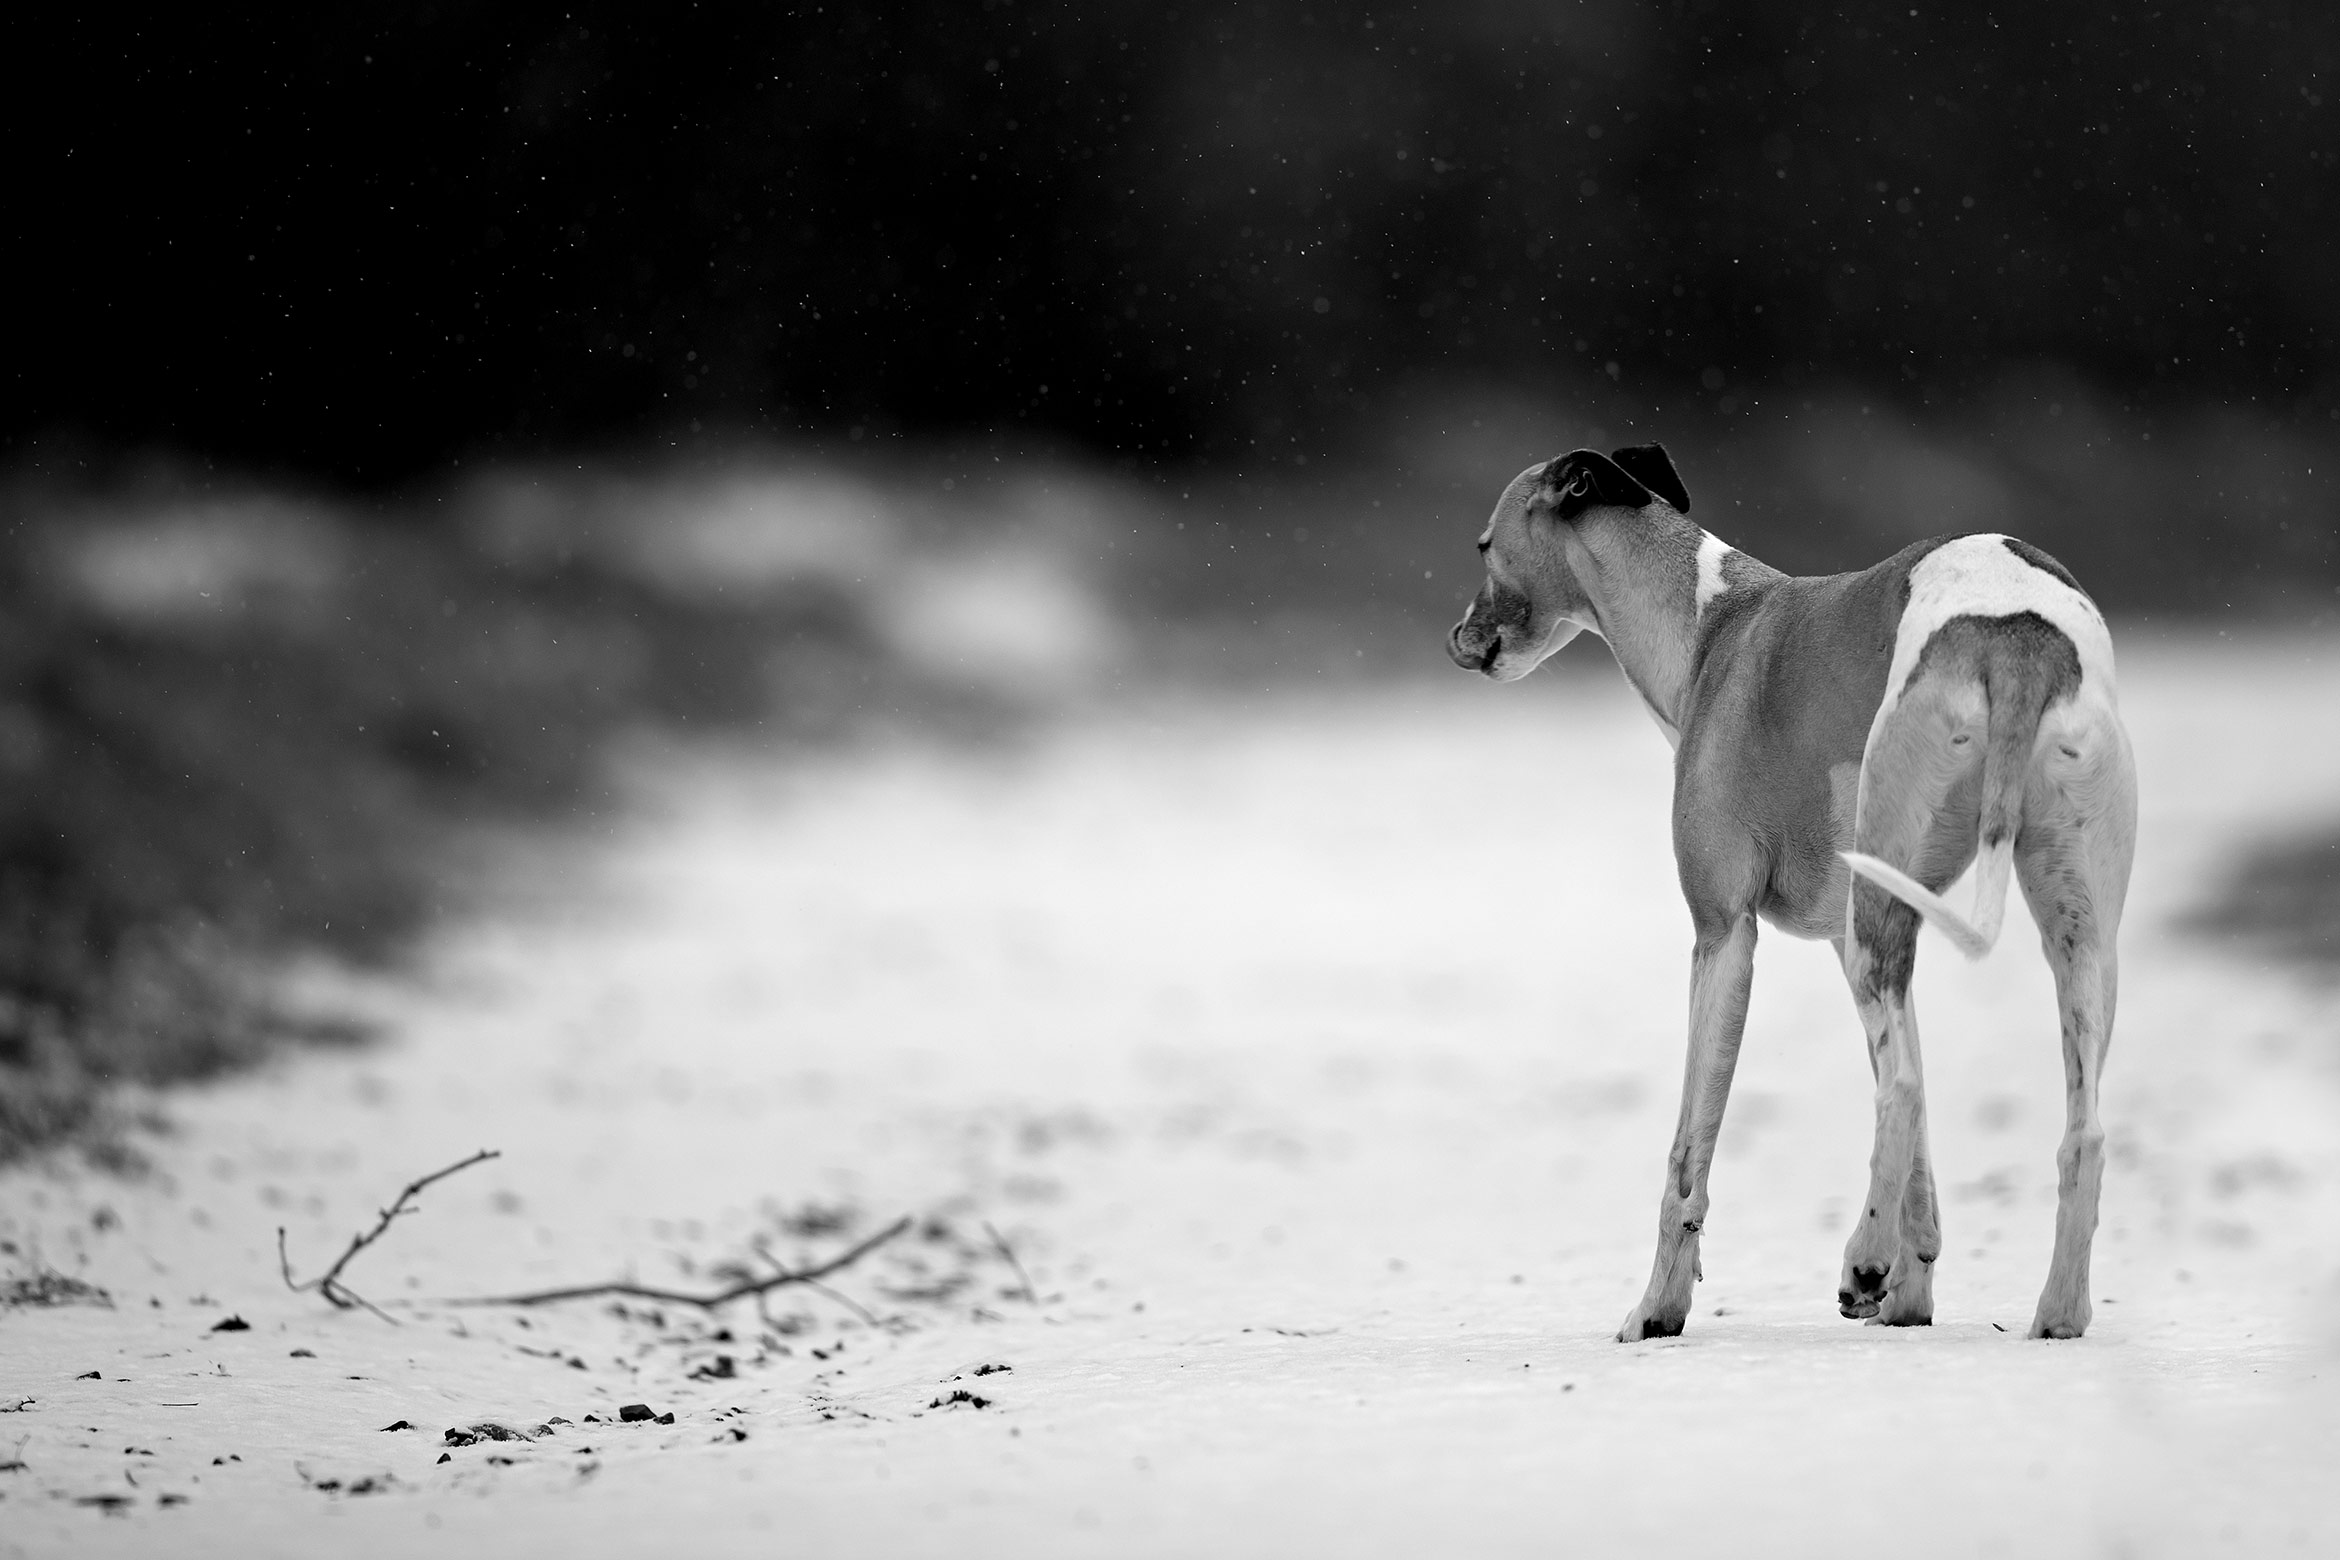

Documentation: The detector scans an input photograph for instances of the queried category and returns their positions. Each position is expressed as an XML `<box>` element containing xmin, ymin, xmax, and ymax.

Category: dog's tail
<box><xmin>1843</xmin><ymin>636</ymin><xmax>2061</xmax><ymax>962</ymax></box>
<box><xmin>1842</xmin><ymin>847</ymin><xmax>2006</xmax><ymax>961</ymax></box>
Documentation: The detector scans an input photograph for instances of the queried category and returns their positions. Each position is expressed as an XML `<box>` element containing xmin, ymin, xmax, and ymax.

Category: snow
<box><xmin>4</xmin><ymin>631</ymin><xmax>2337</xmax><ymax>1556</ymax></box>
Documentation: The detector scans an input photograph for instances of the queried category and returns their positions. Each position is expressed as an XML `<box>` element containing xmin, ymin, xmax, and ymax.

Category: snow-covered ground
<box><xmin>4</xmin><ymin>631</ymin><xmax>2337</xmax><ymax>1557</ymax></box>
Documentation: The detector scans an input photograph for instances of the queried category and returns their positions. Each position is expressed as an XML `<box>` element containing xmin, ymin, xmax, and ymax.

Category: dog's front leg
<box><xmin>1618</xmin><ymin>910</ymin><xmax>1756</xmax><ymax>1342</ymax></box>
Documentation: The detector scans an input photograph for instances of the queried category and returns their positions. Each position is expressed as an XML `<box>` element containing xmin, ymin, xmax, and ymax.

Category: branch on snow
<box><xmin>448</xmin><ymin>1215</ymin><xmax>914</xmax><ymax>1313</ymax></box>
<box><xmin>278</xmin><ymin>1149</ymin><xmax>502</xmax><ymax>1324</ymax></box>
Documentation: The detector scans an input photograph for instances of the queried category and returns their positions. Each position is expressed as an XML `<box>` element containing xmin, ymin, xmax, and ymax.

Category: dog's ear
<box><xmin>1541</xmin><ymin>449</ymin><xmax>1653</xmax><ymax>520</ymax></box>
<box><xmin>1610</xmin><ymin>443</ymin><xmax>1690</xmax><ymax>515</ymax></box>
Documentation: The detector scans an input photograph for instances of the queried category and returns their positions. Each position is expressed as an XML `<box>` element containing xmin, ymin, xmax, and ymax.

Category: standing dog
<box><xmin>1448</xmin><ymin>445</ymin><xmax>2136</xmax><ymax>1341</ymax></box>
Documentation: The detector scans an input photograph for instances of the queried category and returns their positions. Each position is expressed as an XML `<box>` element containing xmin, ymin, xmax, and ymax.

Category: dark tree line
<box><xmin>11</xmin><ymin>1</ymin><xmax>2335</xmax><ymax>482</ymax></box>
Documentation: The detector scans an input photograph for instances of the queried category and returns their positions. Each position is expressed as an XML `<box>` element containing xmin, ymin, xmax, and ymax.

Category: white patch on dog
<box><xmin>1694</xmin><ymin>532</ymin><xmax>1734</xmax><ymax>620</ymax></box>
<box><xmin>1880</xmin><ymin>535</ymin><xmax>2113</xmax><ymax>710</ymax></box>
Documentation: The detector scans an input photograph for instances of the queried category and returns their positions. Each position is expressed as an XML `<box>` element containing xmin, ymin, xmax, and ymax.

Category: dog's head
<box><xmin>1446</xmin><ymin>444</ymin><xmax>1688</xmax><ymax>681</ymax></box>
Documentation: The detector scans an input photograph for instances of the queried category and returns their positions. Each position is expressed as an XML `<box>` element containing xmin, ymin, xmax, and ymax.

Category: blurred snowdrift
<box><xmin>466</xmin><ymin>463</ymin><xmax>1128</xmax><ymax>696</ymax></box>
<box><xmin>59</xmin><ymin>497</ymin><xmax>352</xmax><ymax>626</ymax></box>
<box><xmin>0</xmin><ymin>452</ymin><xmax>1148</xmax><ymax>1158</ymax></box>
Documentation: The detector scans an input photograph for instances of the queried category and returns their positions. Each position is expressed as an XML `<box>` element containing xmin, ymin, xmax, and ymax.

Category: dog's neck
<box><xmin>1569</xmin><ymin>509</ymin><xmax>1776</xmax><ymax>742</ymax></box>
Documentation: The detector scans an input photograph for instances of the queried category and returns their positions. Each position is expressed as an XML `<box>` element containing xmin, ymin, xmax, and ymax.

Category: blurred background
<box><xmin>3</xmin><ymin>1</ymin><xmax>2335</xmax><ymax>1155</ymax></box>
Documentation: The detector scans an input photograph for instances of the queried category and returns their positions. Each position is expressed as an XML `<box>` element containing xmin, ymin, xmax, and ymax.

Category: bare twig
<box><xmin>753</xmin><ymin>1238</ymin><xmax>883</xmax><ymax>1328</ymax></box>
<box><xmin>800</xmin><ymin>1276</ymin><xmax>882</xmax><ymax>1328</ymax></box>
<box><xmin>451</xmin><ymin>1215</ymin><xmax>912</xmax><ymax>1311</ymax></box>
<box><xmin>279</xmin><ymin>1149</ymin><xmax>501</xmax><ymax>1323</ymax></box>
<box><xmin>983</xmin><ymin>1221</ymin><xmax>1039</xmax><ymax>1307</ymax></box>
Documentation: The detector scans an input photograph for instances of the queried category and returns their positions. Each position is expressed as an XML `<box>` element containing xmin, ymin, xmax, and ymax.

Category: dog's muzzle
<box><xmin>1448</xmin><ymin>620</ymin><xmax>1499</xmax><ymax>674</ymax></box>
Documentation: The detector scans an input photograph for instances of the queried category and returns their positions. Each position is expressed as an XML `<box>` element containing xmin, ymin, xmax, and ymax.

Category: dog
<box><xmin>1448</xmin><ymin>444</ymin><xmax>2136</xmax><ymax>1341</ymax></box>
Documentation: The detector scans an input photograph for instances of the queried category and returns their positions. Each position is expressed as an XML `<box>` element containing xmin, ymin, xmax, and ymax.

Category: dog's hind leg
<box><xmin>1836</xmin><ymin>677</ymin><xmax>1979</xmax><ymax>1323</ymax></box>
<box><xmin>1837</xmin><ymin>926</ymin><xmax>1941</xmax><ymax>1323</ymax></box>
<box><xmin>2016</xmin><ymin>713</ymin><xmax>2137</xmax><ymax>1339</ymax></box>
<box><xmin>1836</xmin><ymin>946</ymin><xmax>1942</xmax><ymax>1326</ymax></box>
<box><xmin>1617</xmin><ymin>907</ymin><xmax>1757</xmax><ymax>1342</ymax></box>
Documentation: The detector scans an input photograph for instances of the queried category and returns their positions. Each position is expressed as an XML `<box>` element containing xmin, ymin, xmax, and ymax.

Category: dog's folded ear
<box><xmin>1609</xmin><ymin>443</ymin><xmax>1690</xmax><ymax>515</ymax></box>
<box><xmin>1541</xmin><ymin>449</ymin><xmax>1653</xmax><ymax>520</ymax></box>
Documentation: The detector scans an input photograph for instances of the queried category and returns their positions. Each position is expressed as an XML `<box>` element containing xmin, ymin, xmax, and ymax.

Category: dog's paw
<box><xmin>2027</xmin><ymin>1297</ymin><xmax>2091</xmax><ymax>1340</ymax></box>
<box><xmin>1869</xmin><ymin>1301</ymin><xmax>1933</xmax><ymax>1327</ymax></box>
<box><xmin>2028</xmin><ymin>1266</ymin><xmax>2093</xmax><ymax>1338</ymax></box>
<box><xmin>1837</xmin><ymin>1262</ymin><xmax>1890</xmax><ymax>1320</ymax></box>
<box><xmin>1616</xmin><ymin>1306</ymin><xmax>1687</xmax><ymax>1343</ymax></box>
<box><xmin>1866</xmin><ymin>1260</ymin><xmax>1934</xmax><ymax>1327</ymax></box>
